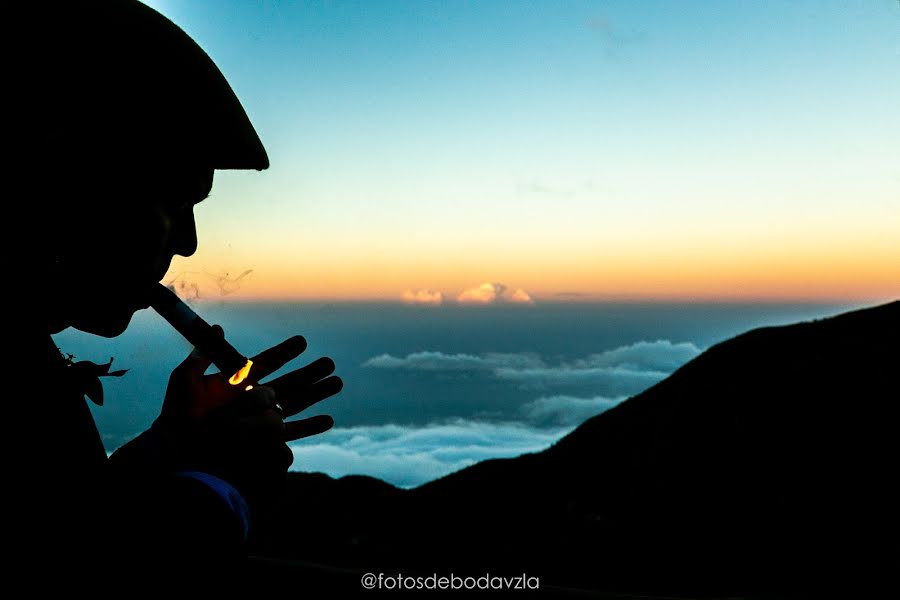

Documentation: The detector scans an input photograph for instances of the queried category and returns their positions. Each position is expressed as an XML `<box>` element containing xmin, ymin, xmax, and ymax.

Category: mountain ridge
<box><xmin>252</xmin><ymin>300</ymin><xmax>899</xmax><ymax>595</ymax></box>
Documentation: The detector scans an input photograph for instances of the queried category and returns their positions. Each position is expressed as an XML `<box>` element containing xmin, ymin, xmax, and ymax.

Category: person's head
<box><xmin>27</xmin><ymin>1</ymin><xmax>268</xmax><ymax>337</ymax></box>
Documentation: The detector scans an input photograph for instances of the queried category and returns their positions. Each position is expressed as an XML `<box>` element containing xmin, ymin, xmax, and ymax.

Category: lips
<box><xmin>130</xmin><ymin>276</ymin><xmax>168</xmax><ymax>309</ymax></box>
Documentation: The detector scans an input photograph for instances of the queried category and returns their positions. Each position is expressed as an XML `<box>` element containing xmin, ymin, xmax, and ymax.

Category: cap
<box><xmin>27</xmin><ymin>1</ymin><xmax>269</xmax><ymax>171</ymax></box>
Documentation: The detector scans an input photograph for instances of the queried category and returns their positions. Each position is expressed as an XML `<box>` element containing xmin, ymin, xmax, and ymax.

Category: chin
<box><xmin>72</xmin><ymin>304</ymin><xmax>139</xmax><ymax>338</ymax></box>
<box><xmin>67</xmin><ymin>282</ymin><xmax>154</xmax><ymax>337</ymax></box>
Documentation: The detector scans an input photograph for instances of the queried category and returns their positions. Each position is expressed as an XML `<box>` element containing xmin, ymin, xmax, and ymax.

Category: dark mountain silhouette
<box><xmin>251</xmin><ymin>301</ymin><xmax>899</xmax><ymax>596</ymax></box>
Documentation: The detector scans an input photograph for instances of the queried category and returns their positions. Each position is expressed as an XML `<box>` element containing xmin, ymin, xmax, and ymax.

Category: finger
<box><xmin>284</xmin><ymin>415</ymin><xmax>334</xmax><ymax>441</ymax></box>
<box><xmin>247</xmin><ymin>335</ymin><xmax>307</xmax><ymax>381</ymax></box>
<box><xmin>274</xmin><ymin>375</ymin><xmax>343</xmax><ymax>418</ymax></box>
<box><xmin>265</xmin><ymin>356</ymin><xmax>336</xmax><ymax>391</ymax></box>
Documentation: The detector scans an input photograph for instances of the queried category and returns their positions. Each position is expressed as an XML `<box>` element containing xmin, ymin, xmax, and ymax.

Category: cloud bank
<box><xmin>402</xmin><ymin>289</ymin><xmax>444</xmax><ymax>305</ymax></box>
<box><xmin>492</xmin><ymin>364</ymin><xmax>667</xmax><ymax>394</ymax></box>
<box><xmin>364</xmin><ymin>340</ymin><xmax>699</xmax><ymax>384</ymax></box>
<box><xmin>307</xmin><ymin>341</ymin><xmax>702</xmax><ymax>487</ymax></box>
<box><xmin>290</xmin><ymin>421</ymin><xmax>572</xmax><ymax>488</ymax></box>
<box><xmin>509</xmin><ymin>288</ymin><xmax>533</xmax><ymax>303</ymax></box>
<box><xmin>363</xmin><ymin>351</ymin><xmax>544</xmax><ymax>371</ymax></box>
<box><xmin>574</xmin><ymin>340</ymin><xmax>701</xmax><ymax>372</ymax></box>
<box><xmin>522</xmin><ymin>394</ymin><xmax>625</xmax><ymax>426</ymax></box>
<box><xmin>457</xmin><ymin>282</ymin><xmax>506</xmax><ymax>304</ymax></box>
<box><xmin>456</xmin><ymin>282</ymin><xmax>533</xmax><ymax>305</ymax></box>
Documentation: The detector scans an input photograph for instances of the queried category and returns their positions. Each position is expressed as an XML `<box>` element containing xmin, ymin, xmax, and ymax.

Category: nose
<box><xmin>172</xmin><ymin>207</ymin><xmax>198</xmax><ymax>258</ymax></box>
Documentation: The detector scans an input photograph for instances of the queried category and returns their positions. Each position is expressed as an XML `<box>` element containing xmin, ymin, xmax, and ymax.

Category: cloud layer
<box><xmin>521</xmin><ymin>394</ymin><xmax>625</xmax><ymax>426</ymax></box>
<box><xmin>290</xmin><ymin>421</ymin><xmax>572</xmax><ymax>488</ymax></box>
<box><xmin>363</xmin><ymin>351</ymin><xmax>544</xmax><ymax>371</ymax></box>
<box><xmin>574</xmin><ymin>340</ymin><xmax>701</xmax><ymax>372</ymax></box>
<box><xmin>400</xmin><ymin>282</ymin><xmax>534</xmax><ymax>305</ymax></box>
<box><xmin>364</xmin><ymin>340</ymin><xmax>700</xmax><ymax>396</ymax></box>
<box><xmin>457</xmin><ymin>282</ymin><xmax>533</xmax><ymax>304</ymax></box>
<box><xmin>402</xmin><ymin>289</ymin><xmax>444</xmax><ymax>305</ymax></box>
<box><xmin>362</xmin><ymin>340</ymin><xmax>700</xmax><ymax>423</ymax></box>
<box><xmin>509</xmin><ymin>288</ymin><xmax>533</xmax><ymax>303</ymax></box>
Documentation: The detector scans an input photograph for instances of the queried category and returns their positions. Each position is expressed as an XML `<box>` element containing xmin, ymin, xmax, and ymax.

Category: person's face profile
<box><xmin>61</xmin><ymin>165</ymin><xmax>214</xmax><ymax>337</ymax></box>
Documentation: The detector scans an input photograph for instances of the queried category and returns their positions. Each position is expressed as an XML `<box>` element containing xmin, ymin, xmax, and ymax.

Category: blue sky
<box><xmin>142</xmin><ymin>1</ymin><xmax>899</xmax><ymax>301</ymax></box>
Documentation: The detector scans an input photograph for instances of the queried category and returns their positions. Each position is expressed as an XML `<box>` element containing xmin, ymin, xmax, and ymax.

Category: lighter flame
<box><xmin>229</xmin><ymin>359</ymin><xmax>253</xmax><ymax>386</ymax></box>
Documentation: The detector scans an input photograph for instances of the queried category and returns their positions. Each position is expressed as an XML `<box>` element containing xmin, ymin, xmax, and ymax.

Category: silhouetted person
<box><xmin>12</xmin><ymin>1</ymin><xmax>342</xmax><ymax>587</ymax></box>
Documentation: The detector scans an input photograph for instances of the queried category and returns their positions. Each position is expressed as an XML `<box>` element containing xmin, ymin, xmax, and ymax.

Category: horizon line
<box><xmin>163</xmin><ymin>294</ymin><xmax>897</xmax><ymax>307</ymax></box>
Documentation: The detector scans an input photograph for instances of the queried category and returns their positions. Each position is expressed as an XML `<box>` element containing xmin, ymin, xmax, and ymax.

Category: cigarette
<box><xmin>149</xmin><ymin>283</ymin><xmax>253</xmax><ymax>385</ymax></box>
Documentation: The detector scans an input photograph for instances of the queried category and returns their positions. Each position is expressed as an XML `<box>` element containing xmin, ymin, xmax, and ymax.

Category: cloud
<box><xmin>493</xmin><ymin>340</ymin><xmax>700</xmax><ymax>392</ymax></box>
<box><xmin>401</xmin><ymin>285</ymin><xmax>532</xmax><ymax>305</ymax></box>
<box><xmin>289</xmin><ymin>421</ymin><xmax>572</xmax><ymax>488</ymax></box>
<box><xmin>574</xmin><ymin>340</ymin><xmax>702</xmax><ymax>372</ymax></box>
<box><xmin>297</xmin><ymin>342</ymin><xmax>690</xmax><ymax>486</ymax></box>
<box><xmin>456</xmin><ymin>282</ymin><xmax>535</xmax><ymax>305</ymax></box>
<box><xmin>493</xmin><ymin>364</ymin><xmax>668</xmax><ymax>394</ymax></box>
<box><xmin>522</xmin><ymin>395</ymin><xmax>625</xmax><ymax>426</ymax></box>
<box><xmin>509</xmin><ymin>288</ymin><xmax>534</xmax><ymax>304</ymax></box>
<box><xmin>365</xmin><ymin>340</ymin><xmax>698</xmax><ymax>375</ymax></box>
<box><xmin>457</xmin><ymin>282</ymin><xmax>506</xmax><ymax>304</ymax></box>
<box><xmin>363</xmin><ymin>340</ymin><xmax>701</xmax><ymax>396</ymax></box>
<box><xmin>363</xmin><ymin>351</ymin><xmax>544</xmax><ymax>371</ymax></box>
<box><xmin>402</xmin><ymin>289</ymin><xmax>444</xmax><ymax>305</ymax></box>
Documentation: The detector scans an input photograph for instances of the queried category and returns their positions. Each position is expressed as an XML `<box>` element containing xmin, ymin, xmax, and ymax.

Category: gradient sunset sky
<box><xmin>144</xmin><ymin>1</ymin><xmax>899</xmax><ymax>303</ymax></box>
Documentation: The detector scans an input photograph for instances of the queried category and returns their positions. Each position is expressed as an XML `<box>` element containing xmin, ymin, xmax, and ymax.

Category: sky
<box><xmin>142</xmin><ymin>0</ymin><xmax>899</xmax><ymax>303</ymax></box>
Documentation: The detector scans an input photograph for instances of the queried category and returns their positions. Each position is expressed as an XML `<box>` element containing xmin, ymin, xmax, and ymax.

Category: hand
<box><xmin>156</xmin><ymin>326</ymin><xmax>342</xmax><ymax>503</ymax></box>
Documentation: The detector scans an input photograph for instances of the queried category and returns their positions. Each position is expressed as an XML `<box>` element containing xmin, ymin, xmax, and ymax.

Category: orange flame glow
<box><xmin>228</xmin><ymin>359</ymin><xmax>253</xmax><ymax>386</ymax></box>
